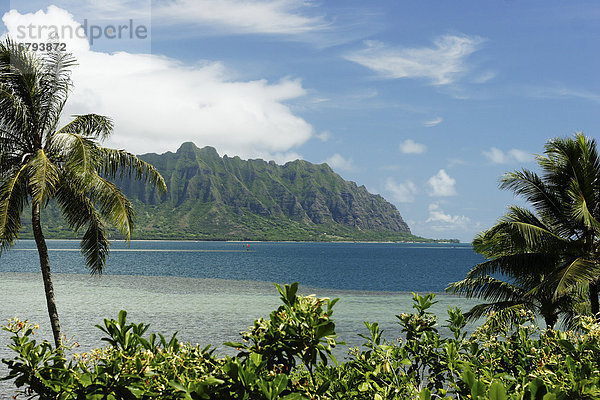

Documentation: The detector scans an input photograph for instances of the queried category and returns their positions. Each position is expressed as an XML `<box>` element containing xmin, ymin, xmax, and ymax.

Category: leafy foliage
<box><xmin>4</xmin><ymin>287</ymin><xmax>600</xmax><ymax>399</ymax></box>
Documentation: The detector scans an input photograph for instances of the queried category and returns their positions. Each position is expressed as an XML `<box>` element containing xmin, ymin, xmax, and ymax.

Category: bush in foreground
<box><xmin>3</xmin><ymin>283</ymin><xmax>600</xmax><ymax>399</ymax></box>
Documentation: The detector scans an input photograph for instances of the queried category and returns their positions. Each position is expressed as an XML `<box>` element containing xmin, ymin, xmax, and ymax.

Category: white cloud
<box><xmin>60</xmin><ymin>0</ymin><xmax>329</xmax><ymax>35</ymax></box>
<box><xmin>483</xmin><ymin>147</ymin><xmax>533</xmax><ymax>164</ymax></box>
<box><xmin>315</xmin><ymin>131</ymin><xmax>332</xmax><ymax>142</ymax></box>
<box><xmin>426</xmin><ymin>203</ymin><xmax>471</xmax><ymax>231</ymax></box>
<box><xmin>152</xmin><ymin>0</ymin><xmax>329</xmax><ymax>35</ymax></box>
<box><xmin>482</xmin><ymin>148</ymin><xmax>506</xmax><ymax>164</ymax></box>
<box><xmin>2</xmin><ymin>7</ymin><xmax>315</xmax><ymax>161</ymax></box>
<box><xmin>325</xmin><ymin>153</ymin><xmax>354</xmax><ymax>171</ymax></box>
<box><xmin>385</xmin><ymin>178</ymin><xmax>417</xmax><ymax>203</ymax></box>
<box><xmin>344</xmin><ymin>35</ymin><xmax>485</xmax><ymax>85</ymax></box>
<box><xmin>2</xmin><ymin>7</ymin><xmax>91</xmax><ymax>52</ymax></box>
<box><xmin>471</xmin><ymin>71</ymin><xmax>496</xmax><ymax>84</ymax></box>
<box><xmin>508</xmin><ymin>149</ymin><xmax>532</xmax><ymax>163</ymax></box>
<box><xmin>427</xmin><ymin>169</ymin><xmax>457</xmax><ymax>196</ymax></box>
<box><xmin>527</xmin><ymin>84</ymin><xmax>600</xmax><ymax>104</ymax></box>
<box><xmin>423</xmin><ymin>117</ymin><xmax>443</xmax><ymax>127</ymax></box>
<box><xmin>399</xmin><ymin>139</ymin><xmax>426</xmax><ymax>154</ymax></box>
<box><xmin>447</xmin><ymin>158</ymin><xmax>467</xmax><ymax>168</ymax></box>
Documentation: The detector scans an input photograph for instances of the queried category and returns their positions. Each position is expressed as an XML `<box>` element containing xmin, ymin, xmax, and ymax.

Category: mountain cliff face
<box><xmin>116</xmin><ymin>142</ymin><xmax>413</xmax><ymax>241</ymax></box>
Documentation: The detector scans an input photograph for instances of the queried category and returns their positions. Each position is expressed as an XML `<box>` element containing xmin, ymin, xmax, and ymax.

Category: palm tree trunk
<box><xmin>543</xmin><ymin>312</ymin><xmax>558</xmax><ymax>329</ymax></box>
<box><xmin>31</xmin><ymin>202</ymin><xmax>62</xmax><ymax>348</ymax></box>
<box><xmin>590</xmin><ymin>280</ymin><xmax>599</xmax><ymax>322</ymax></box>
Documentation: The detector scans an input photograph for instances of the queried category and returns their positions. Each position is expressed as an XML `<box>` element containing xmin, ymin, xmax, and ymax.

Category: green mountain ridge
<box><xmin>22</xmin><ymin>143</ymin><xmax>457</xmax><ymax>242</ymax></box>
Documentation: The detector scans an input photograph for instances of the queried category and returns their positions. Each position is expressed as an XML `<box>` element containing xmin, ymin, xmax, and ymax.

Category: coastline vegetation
<box><xmin>12</xmin><ymin>196</ymin><xmax>455</xmax><ymax>243</ymax></box>
<box><xmin>13</xmin><ymin>206</ymin><xmax>456</xmax><ymax>243</ymax></box>
<box><xmin>3</xmin><ymin>284</ymin><xmax>600</xmax><ymax>399</ymax></box>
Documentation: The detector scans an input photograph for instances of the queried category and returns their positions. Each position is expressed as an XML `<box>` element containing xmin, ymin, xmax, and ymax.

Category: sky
<box><xmin>1</xmin><ymin>1</ymin><xmax>599</xmax><ymax>242</ymax></box>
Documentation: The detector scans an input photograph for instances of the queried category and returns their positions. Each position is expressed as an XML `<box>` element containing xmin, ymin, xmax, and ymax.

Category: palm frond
<box><xmin>464</xmin><ymin>253</ymin><xmax>558</xmax><ymax>280</ymax></box>
<box><xmin>49</xmin><ymin>131</ymin><xmax>99</xmax><ymax>174</ymax></box>
<box><xmin>486</xmin><ymin>221</ymin><xmax>560</xmax><ymax>253</ymax></box>
<box><xmin>478</xmin><ymin>206</ymin><xmax>566</xmax><ymax>255</ymax></box>
<box><xmin>100</xmin><ymin>148</ymin><xmax>167</xmax><ymax>194</ymax></box>
<box><xmin>57</xmin><ymin>114</ymin><xmax>113</xmax><ymax>139</ymax></box>
<box><xmin>26</xmin><ymin>149</ymin><xmax>60</xmax><ymax>205</ymax></box>
<box><xmin>499</xmin><ymin>169</ymin><xmax>564</xmax><ymax>222</ymax></box>
<box><xmin>88</xmin><ymin>174</ymin><xmax>135</xmax><ymax>241</ymax></box>
<box><xmin>80</xmin><ymin>213</ymin><xmax>110</xmax><ymax>275</ymax></box>
<box><xmin>464</xmin><ymin>302</ymin><xmax>531</xmax><ymax>323</ymax></box>
<box><xmin>553</xmin><ymin>257</ymin><xmax>600</xmax><ymax>299</ymax></box>
<box><xmin>0</xmin><ymin>165</ymin><xmax>28</xmax><ymax>252</ymax></box>
<box><xmin>54</xmin><ymin>177</ymin><xmax>111</xmax><ymax>274</ymax></box>
<box><xmin>447</xmin><ymin>275</ymin><xmax>526</xmax><ymax>303</ymax></box>
<box><xmin>0</xmin><ymin>81</ymin><xmax>30</xmax><ymax>133</ymax></box>
<box><xmin>38</xmin><ymin>50</ymin><xmax>76</xmax><ymax>140</ymax></box>
<box><xmin>0</xmin><ymin>38</ymin><xmax>41</xmax><ymax>132</ymax></box>
<box><xmin>566</xmin><ymin>178</ymin><xmax>600</xmax><ymax>231</ymax></box>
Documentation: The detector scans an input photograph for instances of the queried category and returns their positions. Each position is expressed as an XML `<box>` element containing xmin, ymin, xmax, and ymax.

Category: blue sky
<box><xmin>1</xmin><ymin>1</ymin><xmax>599</xmax><ymax>241</ymax></box>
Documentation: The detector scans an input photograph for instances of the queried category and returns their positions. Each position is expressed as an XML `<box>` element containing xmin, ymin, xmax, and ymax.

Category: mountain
<box><xmin>115</xmin><ymin>142</ymin><xmax>422</xmax><ymax>241</ymax></box>
<box><xmin>23</xmin><ymin>143</ymin><xmax>449</xmax><ymax>241</ymax></box>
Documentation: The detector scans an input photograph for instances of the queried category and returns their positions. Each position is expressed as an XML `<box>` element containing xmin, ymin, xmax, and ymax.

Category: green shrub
<box><xmin>3</xmin><ymin>285</ymin><xmax>600</xmax><ymax>399</ymax></box>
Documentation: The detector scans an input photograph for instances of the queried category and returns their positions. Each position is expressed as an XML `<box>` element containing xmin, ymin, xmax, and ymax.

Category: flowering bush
<box><xmin>3</xmin><ymin>286</ymin><xmax>600</xmax><ymax>399</ymax></box>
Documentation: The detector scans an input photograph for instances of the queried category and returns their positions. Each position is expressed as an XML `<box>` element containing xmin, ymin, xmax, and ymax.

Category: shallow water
<box><xmin>0</xmin><ymin>241</ymin><xmax>484</xmax><ymax>398</ymax></box>
<box><xmin>0</xmin><ymin>273</ymin><xmax>482</xmax><ymax>398</ymax></box>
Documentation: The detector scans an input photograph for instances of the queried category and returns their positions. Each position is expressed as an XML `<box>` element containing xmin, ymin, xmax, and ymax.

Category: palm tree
<box><xmin>448</xmin><ymin>133</ymin><xmax>600</xmax><ymax>326</ymax></box>
<box><xmin>448</xmin><ymin>228</ymin><xmax>588</xmax><ymax>329</ymax></box>
<box><xmin>537</xmin><ymin>134</ymin><xmax>600</xmax><ymax>317</ymax></box>
<box><xmin>0</xmin><ymin>39</ymin><xmax>167</xmax><ymax>347</ymax></box>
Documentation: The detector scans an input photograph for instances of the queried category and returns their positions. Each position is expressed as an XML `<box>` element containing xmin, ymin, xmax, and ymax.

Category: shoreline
<box><xmin>0</xmin><ymin>271</ymin><xmax>465</xmax><ymax>297</ymax></box>
<box><xmin>17</xmin><ymin>238</ymin><xmax>465</xmax><ymax>244</ymax></box>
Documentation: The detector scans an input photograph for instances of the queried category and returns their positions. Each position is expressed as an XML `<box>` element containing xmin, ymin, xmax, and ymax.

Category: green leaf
<box><xmin>557</xmin><ymin>339</ymin><xmax>575</xmax><ymax>352</ymax></box>
<box><xmin>418</xmin><ymin>388</ymin><xmax>431</xmax><ymax>400</ymax></box>
<box><xmin>527</xmin><ymin>378</ymin><xmax>546</xmax><ymax>399</ymax></box>
<box><xmin>488</xmin><ymin>381</ymin><xmax>507</xmax><ymax>400</ymax></box>
<box><xmin>169</xmin><ymin>381</ymin><xmax>189</xmax><ymax>392</ymax></box>
<box><xmin>250</xmin><ymin>352</ymin><xmax>262</xmax><ymax>367</ymax></box>
<box><xmin>462</xmin><ymin>367</ymin><xmax>475</xmax><ymax>388</ymax></box>
<box><xmin>471</xmin><ymin>381</ymin><xmax>487</xmax><ymax>398</ymax></box>
<box><xmin>272</xmin><ymin>374</ymin><xmax>288</xmax><ymax>397</ymax></box>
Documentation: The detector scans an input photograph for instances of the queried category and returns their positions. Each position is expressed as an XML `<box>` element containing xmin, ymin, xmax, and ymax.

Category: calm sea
<box><xmin>0</xmin><ymin>240</ymin><xmax>483</xmax><ymax>397</ymax></box>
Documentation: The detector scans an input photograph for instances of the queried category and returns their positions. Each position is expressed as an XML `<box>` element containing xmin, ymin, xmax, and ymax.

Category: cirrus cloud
<box><xmin>344</xmin><ymin>34</ymin><xmax>485</xmax><ymax>85</ymax></box>
<box><xmin>152</xmin><ymin>0</ymin><xmax>330</xmax><ymax>35</ymax></box>
<box><xmin>423</xmin><ymin>117</ymin><xmax>443</xmax><ymax>127</ymax></box>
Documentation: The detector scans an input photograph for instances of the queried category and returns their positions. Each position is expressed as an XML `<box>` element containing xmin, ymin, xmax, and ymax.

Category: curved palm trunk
<box><xmin>31</xmin><ymin>202</ymin><xmax>62</xmax><ymax>348</ymax></box>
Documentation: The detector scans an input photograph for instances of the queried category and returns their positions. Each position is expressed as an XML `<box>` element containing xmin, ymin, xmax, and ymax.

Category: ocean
<box><xmin>0</xmin><ymin>240</ymin><xmax>484</xmax><ymax>397</ymax></box>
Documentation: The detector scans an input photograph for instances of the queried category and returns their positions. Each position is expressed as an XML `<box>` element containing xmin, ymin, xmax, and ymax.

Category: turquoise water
<box><xmin>0</xmin><ymin>241</ymin><xmax>484</xmax><ymax>397</ymax></box>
